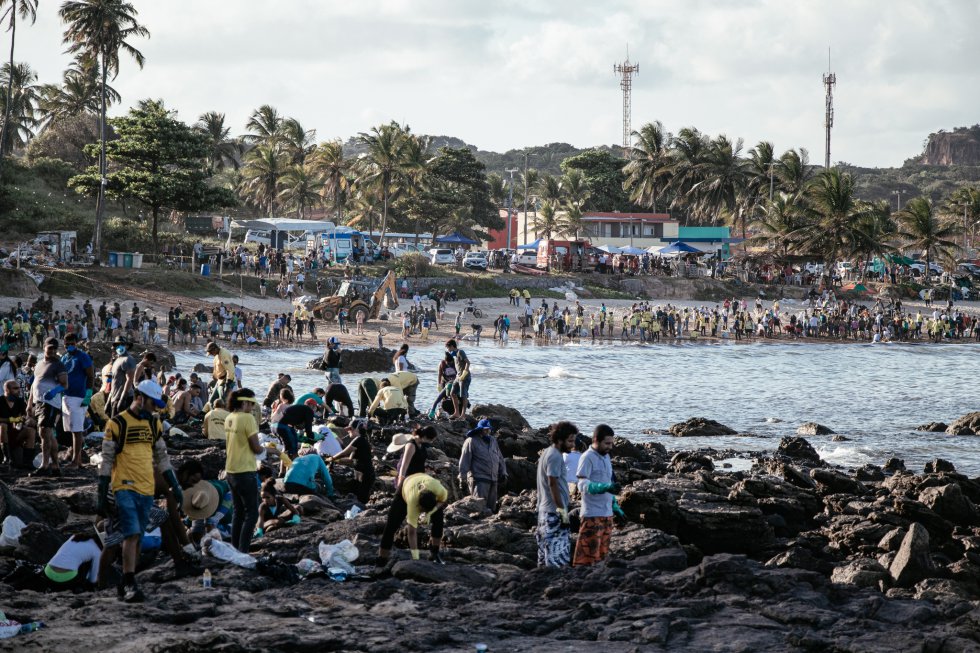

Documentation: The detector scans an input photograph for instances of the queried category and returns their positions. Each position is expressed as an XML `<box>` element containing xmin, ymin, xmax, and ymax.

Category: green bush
<box><xmin>394</xmin><ymin>253</ymin><xmax>438</xmax><ymax>278</ymax></box>
<box><xmin>30</xmin><ymin>157</ymin><xmax>76</xmax><ymax>189</ymax></box>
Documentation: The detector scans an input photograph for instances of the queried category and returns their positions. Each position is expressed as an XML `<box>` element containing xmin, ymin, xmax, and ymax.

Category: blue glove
<box><xmin>612</xmin><ymin>498</ymin><xmax>626</xmax><ymax>518</ymax></box>
<box><xmin>254</xmin><ymin>527</ymin><xmax>264</xmax><ymax>538</ymax></box>
<box><xmin>96</xmin><ymin>477</ymin><xmax>111</xmax><ymax>517</ymax></box>
<box><xmin>43</xmin><ymin>385</ymin><xmax>66</xmax><ymax>402</ymax></box>
<box><xmin>81</xmin><ymin>389</ymin><xmax>93</xmax><ymax>407</ymax></box>
<box><xmin>586</xmin><ymin>482</ymin><xmax>622</xmax><ymax>495</ymax></box>
<box><xmin>164</xmin><ymin>469</ymin><xmax>183</xmax><ymax>508</ymax></box>
<box><xmin>289</xmin><ymin>514</ymin><xmax>301</xmax><ymax>524</ymax></box>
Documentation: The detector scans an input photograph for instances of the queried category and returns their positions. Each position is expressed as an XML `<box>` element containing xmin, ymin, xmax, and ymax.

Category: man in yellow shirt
<box><xmin>377</xmin><ymin>472</ymin><xmax>448</xmax><ymax>565</ymax></box>
<box><xmin>367</xmin><ymin>378</ymin><xmax>408</xmax><ymax>425</ymax></box>
<box><xmin>98</xmin><ymin>380</ymin><xmax>182</xmax><ymax>603</ymax></box>
<box><xmin>205</xmin><ymin>340</ymin><xmax>236</xmax><ymax>405</ymax></box>
<box><xmin>385</xmin><ymin>371</ymin><xmax>419</xmax><ymax>417</ymax></box>
<box><xmin>202</xmin><ymin>398</ymin><xmax>230</xmax><ymax>440</ymax></box>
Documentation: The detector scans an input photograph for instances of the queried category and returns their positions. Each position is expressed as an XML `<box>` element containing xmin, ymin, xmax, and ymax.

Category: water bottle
<box><xmin>20</xmin><ymin>622</ymin><xmax>44</xmax><ymax>633</ymax></box>
<box><xmin>202</xmin><ymin>568</ymin><xmax>212</xmax><ymax>588</ymax></box>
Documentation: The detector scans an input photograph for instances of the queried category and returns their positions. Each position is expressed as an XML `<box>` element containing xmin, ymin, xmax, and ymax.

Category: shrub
<box><xmin>394</xmin><ymin>253</ymin><xmax>437</xmax><ymax>278</ymax></box>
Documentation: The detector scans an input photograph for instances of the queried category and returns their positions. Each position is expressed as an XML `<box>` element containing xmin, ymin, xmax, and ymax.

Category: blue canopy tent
<box><xmin>657</xmin><ymin>242</ymin><xmax>705</xmax><ymax>256</ymax></box>
<box><xmin>435</xmin><ymin>232</ymin><xmax>479</xmax><ymax>245</ymax></box>
<box><xmin>517</xmin><ymin>239</ymin><xmax>542</xmax><ymax>250</ymax></box>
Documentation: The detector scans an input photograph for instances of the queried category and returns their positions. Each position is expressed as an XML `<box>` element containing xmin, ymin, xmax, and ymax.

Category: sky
<box><xmin>16</xmin><ymin>0</ymin><xmax>980</xmax><ymax>167</ymax></box>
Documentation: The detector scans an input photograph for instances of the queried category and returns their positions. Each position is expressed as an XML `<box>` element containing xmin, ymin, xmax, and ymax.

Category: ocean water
<box><xmin>176</xmin><ymin>339</ymin><xmax>980</xmax><ymax>475</ymax></box>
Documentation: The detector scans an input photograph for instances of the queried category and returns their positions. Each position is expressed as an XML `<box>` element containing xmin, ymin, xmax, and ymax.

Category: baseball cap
<box><xmin>466</xmin><ymin>418</ymin><xmax>493</xmax><ymax>437</ymax></box>
<box><xmin>136</xmin><ymin>380</ymin><xmax>167</xmax><ymax>408</ymax></box>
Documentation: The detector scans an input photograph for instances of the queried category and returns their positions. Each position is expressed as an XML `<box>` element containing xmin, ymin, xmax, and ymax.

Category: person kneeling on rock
<box><xmin>377</xmin><ymin>472</ymin><xmax>448</xmax><ymax>566</ymax></box>
<box><xmin>255</xmin><ymin>480</ymin><xmax>301</xmax><ymax>537</ymax></box>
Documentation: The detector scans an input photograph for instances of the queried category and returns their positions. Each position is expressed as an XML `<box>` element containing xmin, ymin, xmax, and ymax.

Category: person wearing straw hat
<box><xmin>176</xmin><ymin>460</ymin><xmax>233</xmax><ymax>544</ymax></box>
<box><xmin>458</xmin><ymin>418</ymin><xmax>507</xmax><ymax>513</ymax></box>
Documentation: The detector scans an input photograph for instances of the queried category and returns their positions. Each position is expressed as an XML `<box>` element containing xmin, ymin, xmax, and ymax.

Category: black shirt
<box><xmin>0</xmin><ymin>395</ymin><xmax>27</xmax><ymax>422</ymax></box>
<box><xmin>279</xmin><ymin>404</ymin><xmax>314</xmax><ymax>438</ymax></box>
<box><xmin>350</xmin><ymin>434</ymin><xmax>373</xmax><ymax>476</ymax></box>
<box><xmin>324</xmin><ymin>348</ymin><xmax>341</xmax><ymax>368</ymax></box>
<box><xmin>403</xmin><ymin>440</ymin><xmax>429</xmax><ymax>477</ymax></box>
<box><xmin>324</xmin><ymin>384</ymin><xmax>353</xmax><ymax>413</ymax></box>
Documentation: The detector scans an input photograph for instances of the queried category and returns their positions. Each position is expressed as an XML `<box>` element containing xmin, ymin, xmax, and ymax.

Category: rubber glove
<box><xmin>43</xmin><ymin>385</ymin><xmax>66</xmax><ymax>402</ymax></box>
<box><xmin>163</xmin><ymin>469</ymin><xmax>183</xmax><ymax>508</ymax></box>
<box><xmin>612</xmin><ymin>498</ymin><xmax>625</xmax><ymax>519</ymax></box>
<box><xmin>254</xmin><ymin>527</ymin><xmax>264</xmax><ymax>538</ymax></box>
<box><xmin>289</xmin><ymin>514</ymin><xmax>301</xmax><ymax>524</ymax></box>
<box><xmin>556</xmin><ymin>507</ymin><xmax>569</xmax><ymax>525</ymax></box>
<box><xmin>586</xmin><ymin>482</ymin><xmax>621</xmax><ymax>495</ymax></box>
<box><xmin>96</xmin><ymin>477</ymin><xmax>111</xmax><ymax>517</ymax></box>
<box><xmin>81</xmin><ymin>389</ymin><xmax>93</xmax><ymax>407</ymax></box>
<box><xmin>410</xmin><ymin>549</ymin><xmax>420</xmax><ymax>560</ymax></box>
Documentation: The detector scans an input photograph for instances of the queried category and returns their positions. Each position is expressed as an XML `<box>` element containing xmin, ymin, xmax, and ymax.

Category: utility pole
<box><xmin>614</xmin><ymin>47</ymin><xmax>639</xmax><ymax>151</ymax></box>
<box><xmin>823</xmin><ymin>48</ymin><xmax>836</xmax><ymax>170</ymax></box>
<box><xmin>522</xmin><ymin>151</ymin><xmax>536</xmax><ymax>245</ymax></box>
<box><xmin>892</xmin><ymin>189</ymin><xmax>906</xmax><ymax>212</ymax></box>
<box><xmin>506</xmin><ymin>168</ymin><xmax>518</xmax><ymax>250</ymax></box>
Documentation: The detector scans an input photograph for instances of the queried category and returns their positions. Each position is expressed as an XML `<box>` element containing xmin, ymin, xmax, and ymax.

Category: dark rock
<box><xmin>918</xmin><ymin>484</ymin><xmax>979</xmax><ymax>526</ymax></box>
<box><xmin>0</xmin><ymin>480</ymin><xmax>43</xmax><ymax>524</ymax></box>
<box><xmin>831</xmin><ymin>434</ymin><xmax>850</xmax><ymax>442</ymax></box>
<box><xmin>883</xmin><ymin>457</ymin><xmax>906</xmax><ymax>473</ymax></box>
<box><xmin>12</xmin><ymin>488</ymin><xmax>70</xmax><ymax>526</ymax></box>
<box><xmin>608</xmin><ymin>437</ymin><xmax>650</xmax><ymax>462</ymax></box>
<box><xmin>916</xmin><ymin>422</ymin><xmax>948</xmax><ymax>432</ymax></box>
<box><xmin>855</xmin><ymin>465</ymin><xmax>886</xmax><ymax>483</ymax></box>
<box><xmin>54</xmin><ymin>488</ymin><xmax>98</xmax><ymax>515</ymax></box>
<box><xmin>889</xmin><ymin>522</ymin><xmax>934</xmax><ymax>587</ymax></box>
<box><xmin>810</xmin><ymin>468</ymin><xmax>866</xmax><ymax>495</ymax></box>
<box><xmin>609</xmin><ymin>525</ymin><xmax>681</xmax><ymax>560</ymax></box>
<box><xmin>776</xmin><ymin>437</ymin><xmax>822</xmax><ymax>463</ymax></box>
<box><xmin>924</xmin><ymin>459</ymin><xmax>956</xmax><ymax>474</ymax></box>
<box><xmin>797</xmin><ymin>422</ymin><xmax>834</xmax><ymax>436</ymax></box>
<box><xmin>391</xmin><ymin>560</ymin><xmax>497</xmax><ymax>586</ymax></box>
<box><xmin>307</xmin><ymin>347</ymin><xmax>399</xmax><ymax>374</ymax></box>
<box><xmin>503</xmin><ymin>457</ymin><xmax>536</xmax><ymax>493</ymax></box>
<box><xmin>831</xmin><ymin>558</ymin><xmax>890</xmax><ymax>589</ymax></box>
<box><xmin>86</xmin><ymin>342</ymin><xmax>175</xmax><ymax>372</ymax></box>
<box><xmin>15</xmin><ymin>522</ymin><xmax>65</xmax><ymax>564</ymax></box>
<box><xmin>193</xmin><ymin>363</ymin><xmax>210</xmax><ymax>373</ymax></box>
<box><xmin>879</xmin><ymin>528</ymin><xmax>907</xmax><ymax>552</ymax></box>
<box><xmin>667</xmin><ymin>417</ymin><xmax>736</xmax><ymax>438</ymax></box>
<box><xmin>946</xmin><ymin>412</ymin><xmax>980</xmax><ymax>435</ymax></box>
<box><xmin>669</xmin><ymin>451</ymin><xmax>714</xmax><ymax>473</ymax></box>
<box><xmin>471</xmin><ymin>404</ymin><xmax>531</xmax><ymax>431</ymax></box>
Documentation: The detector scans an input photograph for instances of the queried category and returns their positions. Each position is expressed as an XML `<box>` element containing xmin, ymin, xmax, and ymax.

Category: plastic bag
<box><xmin>318</xmin><ymin>539</ymin><xmax>358</xmax><ymax>574</ymax></box>
<box><xmin>0</xmin><ymin>516</ymin><xmax>26</xmax><ymax>547</ymax></box>
<box><xmin>203</xmin><ymin>537</ymin><xmax>257</xmax><ymax>569</ymax></box>
<box><xmin>295</xmin><ymin>558</ymin><xmax>322</xmax><ymax>577</ymax></box>
<box><xmin>344</xmin><ymin>506</ymin><xmax>362</xmax><ymax>520</ymax></box>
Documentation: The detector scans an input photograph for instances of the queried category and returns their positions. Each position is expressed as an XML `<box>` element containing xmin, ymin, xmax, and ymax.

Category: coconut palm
<box><xmin>536</xmin><ymin>173</ymin><xmax>564</xmax><ymax>210</ymax></box>
<box><xmin>850</xmin><ymin>200</ymin><xmax>895</xmax><ymax>278</ymax></box>
<box><xmin>689</xmin><ymin>134</ymin><xmax>748</xmax><ymax>227</ymax></box>
<box><xmin>244</xmin><ymin>104</ymin><xmax>282</xmax><ymax>145</ymax></box>
<box><xmin>355</xmin><ymin>121</ymin><xmax>411</xmax><ymax>243</ymax></box>
<box><xmin>777</xmin><ymin>148</ymin><xmax>814</xmax><ymax>196</ymax></box>
<box><xmin>0</xmin><ymin>62</ymin><xmax>39</xmax><ymax>150</ymax></box>
<box><xmin>623</xmin><ymin>120</ymin><xmax>672</xmax><ymax>211</ymax></box>
<box><xmin>665</xmin><ymin>126</ymin><xmax>710</xmax><ymax>216</ymax></box>
<box><xmin>487</xmin><ymin>172</ymin><xmax>505</xmax><ymax>208</ymax></box>
<box><xmin>943</xmin><ymin>186</ymin><xmax>980</xmax><ymax>250</ymax></box>
<box><xmin>280</xmin><ymin>117</ymin><xmax>315</xmax><ymax>165</ymax></box>
<box><xmin>0</xmin><ymin>0</ymin><xmax>37</xmax><ymax>158</ymax></box>
<box><xmin>532</xmin><ymin>201</ymin><xmax>560</xmax><ymax>240</ymax></box>
<box><xmin>59</xmin><ymin>0</ymin><xmax>149</xmax><ymax>256</ymax></box>
<box><xmin>895</xmin><ymin>197</ymin><xmax>961</xmax><ymax>285</ymax></box>
<box><xmin>793</xmin><ymin>168</ymin><xmax>876</xmax><ymax>266</ymax></box>
<box><xmin>195</xmin><ymin>111</ymin><xmax>242</xmax><ymax>173</ymax></box>
<box><xmin>239</xmin><ymin>143</ymin><xmax>287</xmax><ymax>217</ymax></box>
<box><xmin>347</xmin><ymin>190</ymin><xmax>381</xmax><ymax>234</ymax></box>
<box><xmin>38</xmin><ymin>57</ymin><xmax>119</xmax><ymax>129</ymax></box>
<box><xmin>748</xmin><ymin>192</ymin><xmax>809</xmax><ymax>259</ymax></box>
<box><xmin>278</xmin><ymin>162</ymin><xmax>322</xmax><ymax>219</ymax></box>
<box><xmin>310</xmin><ymin>139</ymin><xmax>349</xmax><ymax>221</ymax></box>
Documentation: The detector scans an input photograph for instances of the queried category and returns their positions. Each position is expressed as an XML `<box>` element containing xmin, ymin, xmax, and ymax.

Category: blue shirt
<box><xmin>284</xmin><ymin>454</ymin><xmax>332</xmax><ymax>491</ymax></box>
<box><xmin>61</xmin><ymin>350</ymin><xmax>93</xmax><ymax>398</ymax></box>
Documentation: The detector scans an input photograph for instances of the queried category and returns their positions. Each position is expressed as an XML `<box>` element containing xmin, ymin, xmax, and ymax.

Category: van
<box><xmin>429</xmin><ymin>249</ymin><xmax>456</xmax><ymax>265</ymax></box>
<box><xmin>244</xmin><ymin>230</ymin><xmax>270</xmax><ymax>246</ymax></box>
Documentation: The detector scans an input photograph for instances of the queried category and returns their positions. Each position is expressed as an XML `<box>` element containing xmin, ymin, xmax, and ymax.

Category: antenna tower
<box><xmin>823</xmin><ymin>49</ymin><xmax>836</xmax><ymax>169</ymax></box>
<box><xmin>614</xmin><ymin>48</ymin><xmax>639</xmax><ymax>150</ymax></box>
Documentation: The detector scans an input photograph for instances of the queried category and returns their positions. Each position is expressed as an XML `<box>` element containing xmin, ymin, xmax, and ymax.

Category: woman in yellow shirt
<box><xmin>224</xmin><ymin>388</ymin><xmax>263</xmax><ymax>553</ymax></box>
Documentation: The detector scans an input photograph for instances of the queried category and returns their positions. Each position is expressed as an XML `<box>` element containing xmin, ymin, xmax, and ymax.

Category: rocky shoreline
<box><xmin>1</xmin><ymin>407</ymin><xmax>979</xmax><ymax>652</ymax></box>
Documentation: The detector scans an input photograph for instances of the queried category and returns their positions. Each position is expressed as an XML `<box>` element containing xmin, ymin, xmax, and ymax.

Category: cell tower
<box><xmin>823</xmin><ymin>49</ymin><xmax>836</xmax><ymax>170</ymax></box>
<box><xmin>614</xmin><ymin>48</ymin><xmax>639</xmax><ymax>150</ymax></box>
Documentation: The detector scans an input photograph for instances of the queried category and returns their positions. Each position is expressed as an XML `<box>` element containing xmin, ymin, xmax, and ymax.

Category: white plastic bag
<box><xmin>344</xmin><ymin>506</ymin><xmax>362</xmax><ymax>520</ymax></box>
<box><xmin>0</xmin><ymin>516</ymin><xmax>26</xmax><ymax>547</ymax></box>
<box><xmin>318</xmin><ymin>539</ymin><xmax>359</xmax><ymax>574</ymax></box>
<box><xmin>203</xmin><ymin>536</ymin><xmax>257</xmax><ymax>569</ymax></box>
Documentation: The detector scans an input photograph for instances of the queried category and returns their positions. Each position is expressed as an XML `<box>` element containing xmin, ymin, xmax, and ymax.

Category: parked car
<box><xmin>244</xmin><ymin>229</ymin><xmax>271</xmax><ymax>246</ymax></box>
<box><xmin>428</xmin><ymin>248</ymin><xmax>456</xmax><ymax>265</ymax></box>
<box><xmin>516</xmin><ymin>250</ymin><xmax>538</xmax><ymax>266</ymax></box>
<box><xmin>463</xmin><ymin>251</ymin><xmax>489</xmax><ymax>270</ymax></box>
<box><xmin>957</xmin><ymin>263</ymin><xmax>980</xmax><ymax>279</ymax></box>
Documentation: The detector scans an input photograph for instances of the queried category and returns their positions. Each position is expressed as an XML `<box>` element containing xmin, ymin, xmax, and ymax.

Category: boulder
<box><xmin>669</xmin><ymin>451</ymin><xmax>714</xmax><ymax>473</ymax></box>
<box><xmin>15</xmin><ymin>522</ymin><xmax>66</xmax><ymax>564</ymax></box>
<box><xmin>609</xmin><ymin>524</ymin><xmax>682</xmax><ymax>560</ymax></box>
<box><xmin>831</xmin><ymin>558</ymin><xmax>891</xmax><ymax>589</ymax></box>
<box><xmin>471</xmin><ymin>404</ymin><xmax>531</xmax><ymax>431</ymax></box>
<box><xmin>391</xmin><ymin>560</ymin><xmax>498</xmax><ymax>587</ymax></box>
<box><xmin>668</xmin><ymin>417</ymin><xmax>736</xmax><ymax>438</ymax></box>
<box><xmin>86</xmin><ymin>342</ymin><xmax>175</xmax><ymax>372</ymax></box>
<box><xmin>883</xmin><ymin>458</ymin><xmax>906</xmax><ymax>473</ymax></box>
<box><xmin>307</xmin><ymin>347</ymin><xmax>399</xmax><ymax>374</ymax></box>
<box><xmin>918</xmin><ymin>484</ymin><xmax>979</xmax><ymax>526</ymax></box>
<box><xmin>503</xmin><ymin>457</ymin><xmax>537</xmax><ymax>494</ymax></box>
<box><xmin>776</xmin><ymin>437</ymin><xmax>822</xmax><ymax>464</ymax></box>
<box><xmin>916</xmin><ymin>422</ymin><xmax>948</xmax><ymax>433</ymax></box>
<box><xmin>945</xmin><ymin>412</ymin><xmax>980</xmax><ymax>435</ymax></box>
<box><xmin>878</xmin><ymin>528</ymin><xmax>906</xmax><ymax>552</ymax></box>
<box><xmin>923</xmin><ymin>459</ymin><xmax>956</xmax><ymax>474</ymax></box>
<box><xmin>11</xmin><ymin>488</ymin><xmax>70</xmax><ymax>526</ymax></box>
<box><xmin>889</xmin><ymin>522</ymin><xmax>934</xmax><ymax>588</ymax></box>
<box><xmin>796</xmin><ymin>422</ymin><xmax>834</xmax><ymax>436</ymax></box>
<box><xmin>810</xmin><ymin>468</ymin><xmax>866</xmax><ymax>496</ymax></box>
<box><xmin>855</xmin><ymin>465</ymin><xmax>885</xmax><ymax>483</ymax></box>
<box><xmin>0</xmin><ymin>480</ymin><xmax>43</xmax><ymax>524</ymax></box>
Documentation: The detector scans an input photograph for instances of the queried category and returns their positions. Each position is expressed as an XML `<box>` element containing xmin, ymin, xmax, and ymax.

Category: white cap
<box><xmin>136</xmin><ymin>380</ymin><xmax>167</xmax><ymax>408</ymax></box>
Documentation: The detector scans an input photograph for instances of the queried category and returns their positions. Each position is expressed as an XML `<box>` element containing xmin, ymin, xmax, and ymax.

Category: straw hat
<box><xmin>386</xmin><ymin>432</ymin><xmax>414</xmax><ymax>453</ymax></box>
<box><xmin>183</xmin><ymin>481</ymin><xmax>219</xmax><ymax>520</ymax></box>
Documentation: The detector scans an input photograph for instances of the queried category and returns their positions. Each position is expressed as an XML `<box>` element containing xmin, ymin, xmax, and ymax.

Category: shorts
<box><xmin>35</xmin><ymin>402</ymin><xmax>61</xmax><ymax>429</ymax></box>
<box><xmin>325</xmin><ymin>368</ymin><xmax>341</xmax><ymax>384</ymax></box>
<box><xmin>112</xmin><ymin>490</ymin><xmax>155</xmax><ymax>539</ymax></box>
<box><xmin>460</xmin><ymin>376</ymin><xmax>471</xmax><ymax>399</ymax></box>
<box><xmin>62</xmin><ymin>395</ymin><xmax>87</xmax><ymax>432</ymax></box>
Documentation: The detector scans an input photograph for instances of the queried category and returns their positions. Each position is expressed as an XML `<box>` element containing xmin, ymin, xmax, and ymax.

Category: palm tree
<box><xmin>355</xmin><ymin>120</ymin><xmax>410</xmax><ymax>243</ymax></box>
<box><xmin>347</xmin><ymin>190</ymin><xmax>381</xmax><ymax>234</ymax></box>
<box><xmin>0</xmin><ymin>62</ymin><xmax>39</xmax><ymax>150</ymax></box>
<box><xmin>38</xmin><ymin>57</ymin><xmax>120</xmax><ymax>129</ymax></box>
<box><xmin>777</xmin><ymin>148</ymin><xmax>814</xmax><ymax>196</ymax></box>
<box><xmin>896</xmin><ymin>197</ymin><xmax>961</xmax><ymax>285</ymax></box>
<box><xmin>623</xmin><ymin>120</ymin><xmax>672</xmax><ymax>211</ymax></box>
<box><xmin>689</xmin><ymin>134</ymin><xmax>748</xmax><ymax>227</ymax></box>
<box><xmin>537</xmin><ymin>173</ymin><xmax>564</xmax><ymax>209</ymax></box>
<box><xmin>532</xmin><ymin>201</ymin><xmax>560</xmax><ymax>240</ymax></box>
<box><xmin>60</xmin><ymin>0</ymin><xmax>149</xmax><ymax>257</ymax></box>
<box><xmin>196</xmin><ymin>111</ymin><xmax>241</xmax><ymax>172</ymax></box>
<box><xmin>748</xmin><ymin>192</ymin><xmax>809</xmax><ymax>259</ymax></box>
<box><xmin>487</xmin><ymin>172</ymin><xmax>505</xmax><ymax>208</ymax></box>
<box><xmin>793</xmin><ymin>168</ymin><xmax>875</xmax><ymax>267</ymax></box>
<box><xmin>944</xmin><ymin>186</ymin><xmax>980</xmax><ymax>250</ymax></box>
<box><xmin>850</xmin><ymin>200</ymin><xmax>895</xmax><ymax>278</ymax></box>
<box><xmin>244</xmin><ymin>104</ymin><xmax>282</xmax><ymax>145</ymax></box>
<box><xmin>310</xmin><ymin>140</ymin><xmax>349</xmax><ymax>222</ymax></box>
<box><xmin>0</xmin><ymin>0</ymin><xmax>37</xmax><ymax>159</ymax></box>
<box><xmin>280</xmin><ymin>117</ymin><xmax>315</xmax><ymax>165</ymax></box>
<box><xmin>278</xmin><ymin>162</ymin><xmax>322</xmax><ymax>219</ymax></box>
<box><xmin>666</xmin><ymin>126</ymin><xmax>710</xmax><ymax>217</ymax></box>
<box><xmin>239</xmin><ymin>143</ymin><xmax>287</xmax><ymax>217</ymax></box>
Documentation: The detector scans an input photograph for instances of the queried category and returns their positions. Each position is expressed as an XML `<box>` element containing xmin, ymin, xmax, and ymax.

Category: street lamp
<box><xmin>892</xmin><ymin>189</ymin><xmax>906</xmax><ymax>212</ymax></box>
<box><xmin>506</xmin><ymin>168</ymin><xmax>519</xmax><ymax>250</ymax></box>
<box><xmin>522</xmin><ymin>151</ymin><xmax>536</xmax><ymax>245</ymax></box>
<box><xmin>768</xmin><ymin>161</ymin><xmax>777</xmax><ymax>202</ymax></box>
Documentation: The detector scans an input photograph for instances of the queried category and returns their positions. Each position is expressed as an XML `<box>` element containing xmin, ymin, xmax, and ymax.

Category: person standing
<box><xmin>444</xmin><ymin>339</ymin><xmax>471</xmax><ymax>419</ymax></box>
<box><xmin>60</xmin><ymin>333</ymin><xmax>94</xmax><ymax>469</ymax></box>
<box><xmin>97</xmin><ymin>380</ymin><xmax>183</xmax><ymax>602</ymax></box>
<box><xmin>29</xmin><ymin>338</ymin><xmax>68</xmax><ymax>476</ymax></box>
<box><xmin>323</xmin><ymin>337</ymin><xmax>342</xmax><ymax>384</ymax></box>
<box><xmin>536</xmin><ymin>421</ymin><xmax>578</xmax><ymax>567</ymax></box>
<box><xmin>573</xmin><ymin>424</ymin><xmax>622</xmax><ymax>566</ymax></box>
<box><xmin>457</xmin><ymin>418</ymin><xmax>508</xmax><ymax>513</ymax></box>
<box><xmin>224</xmin><ymin>388</ymin><xmax>263</xmax><ymax>553</ymax></box>
<box><xmin>106</xmin><ymin>337</ymin><xmax>137</xmax><ymax>418</ymax></box>
<box><xmin>205</xmin><ymin>341</ymin><xmax>236</xmax><ymax>406</ymax></box>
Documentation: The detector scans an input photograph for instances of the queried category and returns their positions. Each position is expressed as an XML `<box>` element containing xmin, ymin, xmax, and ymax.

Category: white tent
<box><xmin>597</xmin><ymin>244</ymin><xmax>622</xmax><ymax>254</ymax></box>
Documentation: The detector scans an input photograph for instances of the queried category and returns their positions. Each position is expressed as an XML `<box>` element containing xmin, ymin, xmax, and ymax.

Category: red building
<box><xmin>486</xmin><ymin>209</ymin><xmax>518</xmax><ymax>250</ymax></box>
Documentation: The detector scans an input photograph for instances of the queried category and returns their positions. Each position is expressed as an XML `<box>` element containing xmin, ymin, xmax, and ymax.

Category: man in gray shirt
<box><xmin>107</xmin><ymin>337</ymin><xmax>137</xmax><ymax>418</ymax></box>
<box><xmin>536</xmin><ymin>421</ymin><xmax>579</xmax><ymax>567</ymax></box>
<box><xmin>458</xmin><ymin>418</ymin><xmax>508</xmax><ymax>513</ymax></box>
<box><xmin>574</xmin><ymin>424</ymin><xmax>622</xmax><ymax>566</ymax></box>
